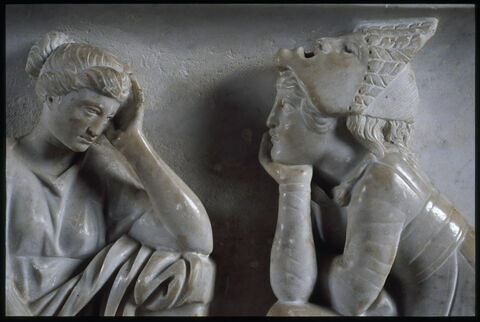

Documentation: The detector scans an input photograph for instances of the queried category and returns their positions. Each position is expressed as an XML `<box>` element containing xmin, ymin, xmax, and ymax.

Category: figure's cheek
<box><xmin>277</xmin><ymin>125</ymin><xmax>291</xmax><ymax>141</ymax></box>
<box><xmin>270</xmin><ymin>145</ymin><xmax>283</xmax><ymax>163</ymax></box>
<box><xmin>68</xmin><ymin>116</ymin><xmax>88</xmax><ymax>130</ymax></box>
<box><xmin>279</xmin><ymin>115</ymin><xmax>295</xmax><ymax>129</ymax></box>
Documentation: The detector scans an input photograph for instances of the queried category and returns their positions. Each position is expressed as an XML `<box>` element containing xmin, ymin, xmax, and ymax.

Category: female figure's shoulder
<box><xmin>6</xmin><ymin>137</ymin><xmax>30</xmax><ymax>180</ymax></box>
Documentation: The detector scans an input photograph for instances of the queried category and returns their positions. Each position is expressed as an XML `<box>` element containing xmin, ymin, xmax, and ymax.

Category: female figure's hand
<box><xmin>259</xmin><ymin>132</ymin><xmax>312</xmax><ymax>185</ymax></box>
<box><xmin>105</xmin><ymin>75</ymin><xmax>145</xmax><ymax>153</ymax></box>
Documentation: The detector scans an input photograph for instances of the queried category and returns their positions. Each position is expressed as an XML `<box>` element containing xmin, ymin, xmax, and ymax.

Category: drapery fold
<box><xmin>7</xmin><ymin>235</ymin><xmax>215</xmax><ymax>316</ymax></box>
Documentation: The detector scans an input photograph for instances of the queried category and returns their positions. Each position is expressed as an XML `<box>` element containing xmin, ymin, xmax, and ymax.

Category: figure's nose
<box><xmin>266</xmin><ymin>100</ymin><xmax>281</xmax><ymax>128</ymax></box>
<box><xmin>86</xmin><ymin>118</ymin><xmax>107</xmax><ymax>137</ymax></box>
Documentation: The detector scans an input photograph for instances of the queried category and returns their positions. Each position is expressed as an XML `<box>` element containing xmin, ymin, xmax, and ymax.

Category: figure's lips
<box><xmin>78</xmin><ymin>135</ymin><xmax>95</xmax><ymax>144</ymax></box>
<box><xmin>269</xmin><ymin>129</ymin><xmax>280</xmax><ymax>142</ymax></box>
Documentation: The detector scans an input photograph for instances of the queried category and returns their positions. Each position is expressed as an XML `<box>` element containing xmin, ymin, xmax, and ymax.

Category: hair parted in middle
<box><xmin>26</xmin><ymin>31</ymin><xmax>132</xmax><ymax>103</ymax></box>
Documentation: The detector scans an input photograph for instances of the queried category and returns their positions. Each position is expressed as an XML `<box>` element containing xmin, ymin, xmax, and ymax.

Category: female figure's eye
<box><xmin>83</xmin><ymin>106</ymin><xmax>99</xmax><ymax>116</ymax></box>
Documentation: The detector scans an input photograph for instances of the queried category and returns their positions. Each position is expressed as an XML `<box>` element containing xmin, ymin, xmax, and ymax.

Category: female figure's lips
<box><xmin>78</xmin><ymin>135</ymin><xmax>94</xmax><ymax>144</ymax></box>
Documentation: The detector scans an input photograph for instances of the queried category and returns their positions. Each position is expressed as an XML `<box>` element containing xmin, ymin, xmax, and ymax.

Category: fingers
<box><xmin>258</xmin><ymin>131</ymin><xmax>313</xmax><ymax>184</ymax></box>
<box><xmin>259</xmin><ymin>132</ymin><xmax>281</xmax><ymax>180</ymax></box>
<box><xmin>104</xmin><ymin>124</ymin><xmax>121</xmax><ymax>145</ymax></box>
<box><xmin>131</xmin><ymin>77</ymin><xmax>145</xmax><ymax>107</ymax></box>
<box><xmin>129</xmin><ymin>76</ymin><xmax>145</xmax><ymax>127</ymax></box>
<box><xmin>258</xmin><ymin>132</ymin><xmax>273</xmax><ymax>166</ymax></box>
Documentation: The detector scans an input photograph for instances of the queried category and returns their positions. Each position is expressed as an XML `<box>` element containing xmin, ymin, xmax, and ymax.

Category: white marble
<box><xmin>6</xmin><ymin>31</ymin><xmax>215</xmax><ymax>316</ymax></box>
<box><xmin>6</xmin><ymin>5</ymin><xmax>475</xmax><ymax>315</ymax></box>
<box><xmin>261</xmin><ymin>17</ymin><xmax>475</xmax><ymax>316</ymax></box>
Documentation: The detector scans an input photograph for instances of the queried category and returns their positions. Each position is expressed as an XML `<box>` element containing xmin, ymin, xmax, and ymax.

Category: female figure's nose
<box><xmin>86</xmin><ymin>118</ymin><xmax>107</xmax><ymax>137</ymax></box>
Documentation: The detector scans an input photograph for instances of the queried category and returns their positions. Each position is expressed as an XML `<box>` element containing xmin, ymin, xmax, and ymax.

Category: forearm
<box><xmin>270</xmin><ymin>182</ymin><xmax>317</xmax><ymax>303</ymax></box>
<box><xmin>120</xmin><ymin>134</ymin><xmax>212</xmax><ymax>255</ymax></box>
<box><xmin>328</xmin><ymin>204</ymin><xmax>404</xmax><ymax>315</ymax></box>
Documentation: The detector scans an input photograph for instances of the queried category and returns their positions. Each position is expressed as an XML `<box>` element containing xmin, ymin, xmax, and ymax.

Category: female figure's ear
<box><xmin>44</xmin><ymin>95</ymin><xmax>62</xmax><ymax>110</ymax></box>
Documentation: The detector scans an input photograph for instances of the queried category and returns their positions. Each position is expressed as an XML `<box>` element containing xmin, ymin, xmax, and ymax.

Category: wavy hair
<box><xmin>26</xmin><ymin>31</ymin><xmax>131</xmax><ymax>103</ymax></box>
<box><xmin>346</xmin><ymin>114</ymin><xmax>413</xmax><ymax>158</ymax></box>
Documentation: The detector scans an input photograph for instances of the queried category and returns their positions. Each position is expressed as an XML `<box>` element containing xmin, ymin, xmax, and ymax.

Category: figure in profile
<box><xmin>260</xmin><ymin>18</ymin><xmax>474</xmax><ymax>316</ymax></box>
<box><xmin>6</xmin><ymin>31</ymin><xmax>215</xmax><ymax>316</ymax></box>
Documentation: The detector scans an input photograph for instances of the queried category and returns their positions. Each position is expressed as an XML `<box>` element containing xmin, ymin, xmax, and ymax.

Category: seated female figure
<box><xmin>6</xmin><ymin>31</ymin><xmax>214</xmax><ymax>316</ymax></box>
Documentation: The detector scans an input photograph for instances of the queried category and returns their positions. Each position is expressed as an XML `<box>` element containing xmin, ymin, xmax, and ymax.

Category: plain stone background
<box><xmin>6</xmin><ymin>4</ymin><xmax>474</xmax><ymax>316</ymax></box>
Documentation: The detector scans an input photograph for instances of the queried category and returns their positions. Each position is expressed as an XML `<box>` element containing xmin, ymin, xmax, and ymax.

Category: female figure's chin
<box><xmin>69</xmin><ymin>143</ymin><xmax>91</xmax><ymax>153</ymax></box>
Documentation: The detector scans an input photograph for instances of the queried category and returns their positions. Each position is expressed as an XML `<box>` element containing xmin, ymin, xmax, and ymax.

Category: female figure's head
<box><xmin>268</xmin><ymin>18</ymin><xmax>438</xmax><ymax>164</ymax></box>
<box><xmin>26</xmin><ymin>31</ymin><xmax>132</xmax><ymax>152</ymax></box>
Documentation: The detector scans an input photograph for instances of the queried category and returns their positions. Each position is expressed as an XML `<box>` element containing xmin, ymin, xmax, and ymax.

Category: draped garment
<box><xmin>6</xmin><ymin>138</ymin><xmax>214</xmax><ymax>316</ymax></box>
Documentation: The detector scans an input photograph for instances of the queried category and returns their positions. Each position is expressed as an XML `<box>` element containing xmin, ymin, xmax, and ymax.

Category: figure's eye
<box><xmin>83</xmin><ymin>106</ymin><xmax>100</xmax><ymax>116</ymax></box>
<box><xmin>281</xmin><ymin>99</ymin><xmax>296</xmax><ymax>114</ymax></box>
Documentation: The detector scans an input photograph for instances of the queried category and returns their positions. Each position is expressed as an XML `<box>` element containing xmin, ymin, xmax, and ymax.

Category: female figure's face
<box><xmin>45</xmin><ymin>88</ymin><xmax>121</xmax><ymax>152</ymax></box>
<box><xmin>267</xmin><ymin>71</ymin><xmax>334</xmax><ymax>165</ymax></box>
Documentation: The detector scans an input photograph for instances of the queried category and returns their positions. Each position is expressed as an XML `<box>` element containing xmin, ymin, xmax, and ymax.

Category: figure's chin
<box><xmin>270</xmin><ymin>145</ymin><xmax>283</xmax><ymax>163</ymax></box>
<box><xmin>68</xmin><ymin>142</ymin><xmax>91</xmax><ymax>153</ymax></box>
<box><xmin>271</xmin><ymin>146</ymin><xmax>302</xmax><ymax>165</ymax></box>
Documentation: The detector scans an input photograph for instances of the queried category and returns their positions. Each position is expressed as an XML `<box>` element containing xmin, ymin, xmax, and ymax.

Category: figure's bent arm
<box><xmin>328</xmin><ymin>164</ymin><xmax>406</xmax><ymax>315</ymax></box>
<box><xmin>270</xmin><ymin>181</ymin><xmax>317</xmax><ymax>303</ymax></box>
<box><xmin>120</xmin><ymin>133</ymin><xmax>212</xmax><ymax>255</ymax></box>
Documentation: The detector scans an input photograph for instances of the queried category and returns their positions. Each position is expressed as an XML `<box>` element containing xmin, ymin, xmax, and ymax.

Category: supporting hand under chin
<box><xmin>259</xmin><ymin>132</ymin><xmax>312</xmax><ymax>185</ymax></box>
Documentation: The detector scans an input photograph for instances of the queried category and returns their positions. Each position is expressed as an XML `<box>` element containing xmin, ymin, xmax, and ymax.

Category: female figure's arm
<box><xmin>259</xmin><ymin>133</ymin><xmax>317</xmax><ymax>303</ymax></box>
<box><xmin>106</xmin><ymin>78</ymin><xmax>212</xmax><ymax>255</ymax></box>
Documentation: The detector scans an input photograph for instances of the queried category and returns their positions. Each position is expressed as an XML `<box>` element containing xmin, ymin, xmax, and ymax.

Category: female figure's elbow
<box><xmin>181</xmin><ymin>217</ymin><xmax>213</xmax><ymax>255</ymax></box>
<box><xmin>193</xmin><ymin>228</ymin><xmax>213</xmax><ymax>255</ymax></box>
<box><xmin>194</xmin><ymin>209</ymin><xmax>213</xmax><ymax>255</ymax></box>
<box><xmin>182</xmin><ymin>235</ymin><xmax>213</xmax><ymax>256</ymax></box>
<box><xmin>178</xmin><ymin>200</ymin><xmax>213</xmax><ymax>255</ymax></box>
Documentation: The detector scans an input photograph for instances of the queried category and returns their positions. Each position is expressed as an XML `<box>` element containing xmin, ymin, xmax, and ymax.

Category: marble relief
<box><xmin>260</xmin><ymin>18</ymin><xmax>475</xmax><ymax>316</ymax></box>
<box><xmin>5</xmin><ymin>16</ymin><xmax>474</xmax><ymax>318</ymax></box>
<box><xmin>6</xmin><ymin>31</ymin><xmax>215</xmax><ymax>316</ymax></box>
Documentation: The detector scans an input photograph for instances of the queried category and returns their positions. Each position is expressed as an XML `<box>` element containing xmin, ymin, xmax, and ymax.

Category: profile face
<box><xmin>275</xmin><ymin>33</ymin><xmax>369</xmax><ymax>115</ymax></box>
<box><xmin>46</xmin><ymin>88</ymin><xmax>121</xmax><ymax>152</ymax></box>
<box><xmin>266</xmin><ymin>70</ymin><xmax>333</xmax><ymax>165</ymax></box>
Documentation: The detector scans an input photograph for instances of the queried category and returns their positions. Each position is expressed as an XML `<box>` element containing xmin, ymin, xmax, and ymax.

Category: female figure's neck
<box><xmin>19</xmin><ymin>113</ymin><xmax>78</xmax><ymax>177</ymax></box>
